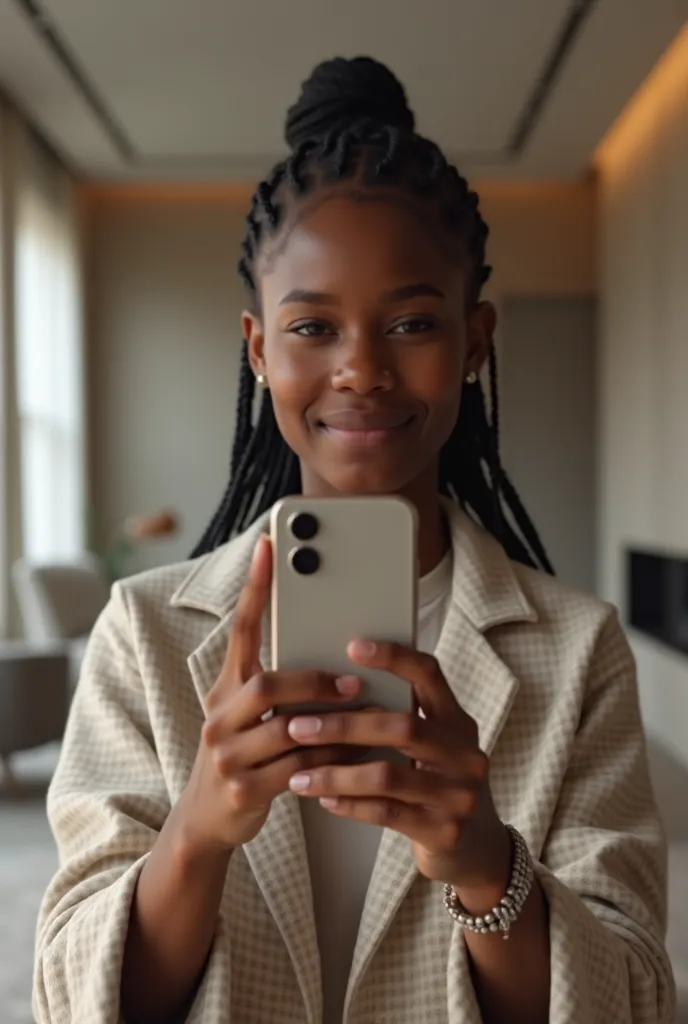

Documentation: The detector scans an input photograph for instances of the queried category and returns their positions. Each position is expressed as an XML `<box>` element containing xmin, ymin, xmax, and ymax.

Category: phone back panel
<box><xmin>270</xmin><ymin>496</ymin><xmax>417</xmax><ymax>713</ymax></box>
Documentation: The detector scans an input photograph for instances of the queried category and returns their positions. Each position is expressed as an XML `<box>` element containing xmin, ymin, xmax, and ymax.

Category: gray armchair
<box><xmin>12</xmin><ymin>554</ymin><xmax>110</xmax><ymax>690</ymax></box>
<box><xmin>0</xmin><ymin>641</ymin><xmax>69</xmax><ymax>789</ymax></box>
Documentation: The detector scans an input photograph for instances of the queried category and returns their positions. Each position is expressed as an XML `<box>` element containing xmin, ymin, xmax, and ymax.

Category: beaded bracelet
<box><xmin>443</xmin><ymin>824</ymin><xmax>534</xmax><ymax>940</ymax></box>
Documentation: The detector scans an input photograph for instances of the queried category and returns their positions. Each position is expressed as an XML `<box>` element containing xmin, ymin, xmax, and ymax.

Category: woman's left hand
<box><xmin>286</xmin><ymin>639</ymin><xmax>512</xmax><ymax>897</ymax></box>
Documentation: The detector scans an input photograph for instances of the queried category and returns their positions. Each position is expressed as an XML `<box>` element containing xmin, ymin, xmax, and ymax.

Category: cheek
<box><xmin>262</xmin><ymin>335</ymin><xmax>325</xmax><ymax>440</ymax></box>
<box><xmin>405</xmin><ymin>341</ymin><xmax>463</xmax><ymax>404</ymax></box>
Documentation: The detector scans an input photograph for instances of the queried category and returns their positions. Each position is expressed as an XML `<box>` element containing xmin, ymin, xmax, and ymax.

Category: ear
<box><xmin>242</xmin><ymin>310</ymin><xmax>266</xmax><ymax>378</ymax></box>
<box><xmin>465</xmin><ymin>301</ymin><xmax>496</xmax><ymax>376</ymax></box>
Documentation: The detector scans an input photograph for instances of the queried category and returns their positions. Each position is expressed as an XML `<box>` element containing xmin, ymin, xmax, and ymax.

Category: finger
<box><xmin>221</xmin><ymin>746</ymin><xmax>353</xmax><ymax>812</ymax></box>
<box><xmin>317</xmin><ymin>796</ymin><xmax>461</xmax><ymax>849</ymax></box>
<box><xmin>205</xmin><ymin>706</ymin><xmax>362</xmax><ymax>772</ymax></box>
<box><xmin>220</xmin><ymin>535</ymin><xmax>273</xmax><ymax>687</ymax></box>
<box><xmin>347</xmin><ymin>640</ymin><xmax>460</xmax><ymax>721</ymax></box>
<box><xmin>256</xmin><ymin>744</ymin><xmax>367</xmax><ymax>770</ymax></box>
<box><xmin>205</xmin><ymin>670</ymin><xmax>361</xmax><ymax>735</ymax></box>
<box><xmin>288</xmin><ymin>760</ymin><xmax>480</xmax><ymax>815</ymax></box>
<box><xmin>286</xmin><ymin>711</ymin><xmax>487</xmax><ymax>779</ymax></box>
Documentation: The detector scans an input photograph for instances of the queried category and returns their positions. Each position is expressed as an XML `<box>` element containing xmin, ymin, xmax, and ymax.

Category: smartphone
<box><xmin>270</xmin><ymin>495</ymin><xmax>418</xmax><ymax>717</ymax></box>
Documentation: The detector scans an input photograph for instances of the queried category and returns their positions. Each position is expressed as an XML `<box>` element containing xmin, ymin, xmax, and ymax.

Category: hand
<box><xmin>285</xmin><ymin>640</ymin><xmax>511</xmax><ymax>896</ymax></box>
<box><xmin>178</xmin><ymin>535</ymin><xmax>362</xmax><ymax>854</ymax></box>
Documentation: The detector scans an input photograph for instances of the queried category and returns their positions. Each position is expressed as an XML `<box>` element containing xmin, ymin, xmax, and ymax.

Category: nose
<box><xmin>331</xmin><ymin>329</ymin><xmax>393</xmax><ymax>394</ymax></box>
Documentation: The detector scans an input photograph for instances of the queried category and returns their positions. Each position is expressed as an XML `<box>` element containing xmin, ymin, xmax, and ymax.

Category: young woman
<box><xmin>34</xmin><ymin>58</ymin><xmax>674</xmax><ymax>1024</ymax></box>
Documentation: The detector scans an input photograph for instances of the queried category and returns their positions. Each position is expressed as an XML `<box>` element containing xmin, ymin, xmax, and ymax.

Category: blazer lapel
<box><xmin>346</xmin><ymin>505</ymin><xmax>538</xmax><ymax>1010</ymax></box>
<box><xmin>180</xmin><ymin>522</ymin><xmax>322</xmax><ymax>1024</ymax></box>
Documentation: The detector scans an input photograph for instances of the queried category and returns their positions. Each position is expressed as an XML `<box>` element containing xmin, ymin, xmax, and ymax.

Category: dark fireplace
<box><xmin>627</xmin><ymin>548</ymin><xmax>688</xmax><ymax>656</ymax></box>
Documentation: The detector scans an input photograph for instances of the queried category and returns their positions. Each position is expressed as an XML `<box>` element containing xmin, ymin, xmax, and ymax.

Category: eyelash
<box><xmin>289</xmin><ymin>317</ymin><xmax>438</xmax><ymax>338</ymax></box>
<box><xmin>290</xmin><ymin>320</ymin><xmax>335</xmax><ymax>337</ymax></box>
<box><xmin>390</xmin><ymin>318</ymin><xmax>436</xmax><ymax>335</ymax></box>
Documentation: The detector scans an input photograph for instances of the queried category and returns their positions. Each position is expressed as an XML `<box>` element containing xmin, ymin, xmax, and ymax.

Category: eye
<box><xmin>389</xmin><ymin>317</ymin><xmax>437</xmax><ymax>335</ymax></box>
<box><xmin>289</xmin><ymin>320</ymin><xmax>336</xmax><ymax>338</ymax></box>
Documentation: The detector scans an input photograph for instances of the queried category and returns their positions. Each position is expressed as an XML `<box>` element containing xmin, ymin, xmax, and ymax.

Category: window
<box><xmin>14</xmin><ymin>147</ymin><xmax>85</xmax><ymax>562</ymax></box>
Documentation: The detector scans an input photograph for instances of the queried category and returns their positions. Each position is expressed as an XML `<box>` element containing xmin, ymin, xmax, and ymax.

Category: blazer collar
<box><xmin>170</xmin><ymin>498</ymin><xmax>537</xmax><ymax>634</ymax></box>
<box><xmin>169</xmin><ymin>512</ymin><xmax>270</xmax><ymax>618</ymax></box>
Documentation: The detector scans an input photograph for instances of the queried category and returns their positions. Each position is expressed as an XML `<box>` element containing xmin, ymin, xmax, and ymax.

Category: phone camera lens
<box><xmin>289</xmin><ymin>512</ymin><xmax>319</xmax><ymax>541</ymax></box>
<box><xmin>289</xmin><ymin>546</ymin><xmax>320</xmax><ymax>575</ymax></box>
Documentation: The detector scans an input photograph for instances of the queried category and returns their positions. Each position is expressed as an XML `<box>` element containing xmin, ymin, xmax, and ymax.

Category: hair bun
<box><xmin>285</xmin><ymin>56</ymin><xmax>416</xmax><ymax>151</ymax></box>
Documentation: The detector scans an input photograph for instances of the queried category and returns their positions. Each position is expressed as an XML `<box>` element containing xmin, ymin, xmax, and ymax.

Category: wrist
<box><xmin>167</xmin><ymin>793</ymin><xmax>234</xmax><ymax>875</ymax></box>
<box><xmin>448</xmin><ymin>819</ymin><xmax>512</xmax><ymax>915</ymax></box>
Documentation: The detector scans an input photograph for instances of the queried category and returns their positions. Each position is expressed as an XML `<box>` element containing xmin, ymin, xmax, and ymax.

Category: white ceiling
<box><xmin>0</xmin><ymin>0</ymin><xmax>686</xmax><ymax>181</ymax></box>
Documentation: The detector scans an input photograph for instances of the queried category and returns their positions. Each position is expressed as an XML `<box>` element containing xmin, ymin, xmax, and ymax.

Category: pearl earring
<box><xmin>465</xmin><ymin>371</ymin><xmax>478</xmax><ymax>384</ymax></box>
<box><xmin>256</xmin><ymin>373</ymin><xmax>268</xmax><ymax>388</ymax></box>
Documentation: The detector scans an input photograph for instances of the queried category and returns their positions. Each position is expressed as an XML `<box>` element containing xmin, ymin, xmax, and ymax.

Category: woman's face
<box><xmin>244</xmin><ymin>190</ymin><xmax>494</xmax><ymax>499</ymax></box>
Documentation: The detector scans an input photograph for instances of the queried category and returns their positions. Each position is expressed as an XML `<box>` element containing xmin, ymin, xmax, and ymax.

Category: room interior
<box><xmin>1</xmin><ymin>1</ymin><xmax>688</xmax><ymax>1020</ymax></box>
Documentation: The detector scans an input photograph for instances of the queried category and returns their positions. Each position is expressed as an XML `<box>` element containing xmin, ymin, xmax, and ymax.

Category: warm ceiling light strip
<box><xmin>595</xmin><ymin>20</ymin><xmax>688</xmax><ymax>172</ymax></box>
<box><xmin>78</xmin><ymin>181</ymin><xmax>256</xmax><ymax>206</ymax></box>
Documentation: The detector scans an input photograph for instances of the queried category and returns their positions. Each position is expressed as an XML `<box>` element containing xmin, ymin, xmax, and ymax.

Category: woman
<box><xmin>34</xmin><ymin>58</ymin><xmax>674</xmax><ymax>1024</ymax></box>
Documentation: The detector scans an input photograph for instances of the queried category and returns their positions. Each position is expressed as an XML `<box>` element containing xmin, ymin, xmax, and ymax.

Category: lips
<box><xmin>317</xmin><ymin>407</ymin><xmax>415</xmax><ymax>449</ymax></box>
<box><xmin>318</xmin><ymin>409</ymin><xmax>413</xmax><ymax>431</ymax></box>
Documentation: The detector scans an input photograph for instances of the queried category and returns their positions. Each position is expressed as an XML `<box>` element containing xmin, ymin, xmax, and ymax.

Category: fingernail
<box><xmin>335</xmin><ymin>675</ymin><xmax>359</xmax><ymax>696</ymax></box>
<box><xmin>289</xmin><ymin>773</ymin><xmax>311</xmax><ymax>792</ymax></box>
<box><xmin>348</xmin><ymin>639</ymin><xmax>377</xmax><ymax>659</ymax></box>
<box><xmin>252</xmin><ymin>535</ymin><xmax>267</xmax><ymax>563</ymax></box>
<box><xmin>288</xmin><ymin>717</ymin><xmax>322</xmax><ymax>740</ymax></box>
<box><xmin>320</xmin><ymin>797</ymin><xmax>339</xmax><ymax>810</ymax></box>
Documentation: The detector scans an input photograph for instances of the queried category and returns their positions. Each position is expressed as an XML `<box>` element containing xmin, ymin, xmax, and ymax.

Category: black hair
<box><xmin>191</xmin><ymin>57</ymin><xmax>553</xmax><ymax>574</ymax></box>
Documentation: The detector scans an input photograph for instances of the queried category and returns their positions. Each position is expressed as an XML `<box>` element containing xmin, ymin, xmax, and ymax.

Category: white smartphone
<box><xmin>270</xmin><ymin>495</ymin><xmax>418</xmax><ymax>716</ymax></box>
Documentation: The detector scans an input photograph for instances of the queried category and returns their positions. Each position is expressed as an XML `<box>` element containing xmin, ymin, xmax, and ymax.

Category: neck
<box><xmin>403</xmin><ymin>465</ymin><xmax>451</xmax><ymax>576</ymax></box>
<box><xmin>299</xmin><ymin>461</ymin><xmax>450</xmax><ymax>577</ymax></box>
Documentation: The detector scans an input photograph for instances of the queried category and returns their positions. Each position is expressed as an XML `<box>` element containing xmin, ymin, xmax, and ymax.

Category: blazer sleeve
<box><xmin>537</xmin><ymin>608</ymin><xmax>676</xmax><ymax>1023</ymax></box>
<box><xmin>32</xmin><ymin>582</ymin><xmax>231</xmax><ymax>1024</ymax></box>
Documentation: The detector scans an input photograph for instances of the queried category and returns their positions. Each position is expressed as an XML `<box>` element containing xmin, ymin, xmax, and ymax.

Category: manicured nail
<box><xmin>348</xmin><ymin>639</ymin><xmax>377</xmax><ymax>659</ymax></box>
<box><xmin>320</xmin><ymin>797</ymin><xmax>339</xmax><ymax>810</ymax></box>
<box><xmin>289</xmin><ymin>773</ymin><xmax>311</xmax><ymax>792</ymax></box>
<box><xmin>335</xmin><ymin>675</ymin><xmax>359</xmax><ymax>696</ymax></box>
<box><xmin>251</xmin><ymin>534</ymin><xmax>268</xmax><ymax>567</ymax></box>
<box><xmin>288</xmin><ymin>717</ymin><xmax>322</xmax><ymax>740</ymax></box>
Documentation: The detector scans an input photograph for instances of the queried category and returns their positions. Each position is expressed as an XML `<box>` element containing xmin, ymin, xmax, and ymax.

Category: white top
<box><xmin>301</xmin><ymin>551</ymin><xmax>453</xmax><ymax>1023</ymax></box>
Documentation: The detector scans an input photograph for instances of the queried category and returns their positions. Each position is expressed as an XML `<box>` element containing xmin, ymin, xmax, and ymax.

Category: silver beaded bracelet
<box><xmin>443</xmin><ymin>824</ymin><xmax>534</xmax><ymax>940</ymax></box>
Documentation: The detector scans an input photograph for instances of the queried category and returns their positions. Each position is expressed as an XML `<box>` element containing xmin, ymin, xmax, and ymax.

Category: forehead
<box><xmin>258</xmin><ymin>192</ymin><xmax>467</xmax><ymax>301</ymax></box>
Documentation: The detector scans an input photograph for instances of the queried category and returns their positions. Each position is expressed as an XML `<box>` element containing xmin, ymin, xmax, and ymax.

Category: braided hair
<box><xmin>192</xmin><ymin>57</ymin><xmax>553</xmax><ymax>574</ymax></box>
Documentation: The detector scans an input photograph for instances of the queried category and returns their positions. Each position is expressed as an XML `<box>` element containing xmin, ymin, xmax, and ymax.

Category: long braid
<box><xmin>192</xmin><ymin>57</ymin><xmax>553</xmax><ymax>575</ymax></box>
<box><xmin>486</xmin><ymin>345</ymin><xmax>504</xmax><ymax>538</ymax></box>
<box><xmin>230</xmin><ymin>343</ymin><xmax>255</xmax><ymax>478</ymax></box>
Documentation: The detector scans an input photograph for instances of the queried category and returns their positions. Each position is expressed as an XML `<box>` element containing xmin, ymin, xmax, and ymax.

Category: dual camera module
<box><xmin>288</xmin><ymin>512</ymin><xmax>321</xmax><ymax>575</ymax></box>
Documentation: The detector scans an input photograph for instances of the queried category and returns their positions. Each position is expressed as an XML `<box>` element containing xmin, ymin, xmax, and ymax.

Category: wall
<box><xmin>83</xmin><ymin>179</ymin><xmax>596</xmax><ymax>572</ymax></box>
<box><xmin>478</xmin><ymin>181</ymin><xmax>597</xmax><ymax>300</ymax></box>
<box><xmin>596</xmin><ymin>24</ymin><xmax>688</xmax><ymax>764</ymax></box>
<box><xmin>85</xmin><ymin>189</ymin><xmax>251</xmax><ymax>569</ymax></box>
<box><xmin>500</xmin><ymin>297</ymin><xmax>597</xmax><ymax>592</ymax></box>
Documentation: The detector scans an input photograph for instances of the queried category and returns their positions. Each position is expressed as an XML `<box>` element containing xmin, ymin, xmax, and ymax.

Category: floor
<box><xmin>2</xmin><ymin>741</ymin><xmax>687</xmax><ymax>1023</ymax></box>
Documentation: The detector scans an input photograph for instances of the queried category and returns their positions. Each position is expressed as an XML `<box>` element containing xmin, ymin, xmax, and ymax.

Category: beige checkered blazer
<box><xmin>33</xmin><ymin>503</ymin><xmax>675</xmax><ymax>1023</ymax></box>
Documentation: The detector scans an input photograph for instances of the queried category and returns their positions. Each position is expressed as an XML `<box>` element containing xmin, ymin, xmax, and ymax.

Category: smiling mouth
<box><xmin>318</xmin><ymin>416</ymin><xmax>415</xmax><ymax>449</ymax></box>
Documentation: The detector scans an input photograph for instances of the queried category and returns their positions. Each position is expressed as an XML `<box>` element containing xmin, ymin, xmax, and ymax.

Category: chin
<box><xmin>319</xmin><ymin>462</ymin><xmax>417</xmax><ymax>497</ymax></box>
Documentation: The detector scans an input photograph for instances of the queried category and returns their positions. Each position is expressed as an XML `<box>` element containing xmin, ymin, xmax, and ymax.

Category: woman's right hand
<box><xmin>178</xmin><ymin>534</ymin><xmax>361</xmax><ymax>854</ymax></box>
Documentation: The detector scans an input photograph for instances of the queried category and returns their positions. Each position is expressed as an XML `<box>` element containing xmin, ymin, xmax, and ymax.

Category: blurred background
<box><xmin>0</xmin><ymin>1</ymin><xmax>687</xmax><ymax>1020</ymax></box>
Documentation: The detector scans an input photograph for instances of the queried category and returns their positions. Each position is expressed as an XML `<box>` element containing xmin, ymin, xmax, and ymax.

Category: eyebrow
<box><xmin>279</xmin><ymin>289</ymin><xmax>340</xmax><ymax>306</ymax></box>
<box><xmin>278</xmin><ymin>282</ymin><xmax>445</xmax><ymax>307</ymax></box>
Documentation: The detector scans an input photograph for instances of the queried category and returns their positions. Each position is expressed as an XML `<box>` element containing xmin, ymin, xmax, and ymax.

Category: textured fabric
<box><xmin>33</xmin><ymin>503</ymin><xmax>676</xmax><ymax>1024</ymax></box>
<box><xmin>301</xmin><ymin>547</ymin><xmax>453</xmax><ymax>1022</ymax></box>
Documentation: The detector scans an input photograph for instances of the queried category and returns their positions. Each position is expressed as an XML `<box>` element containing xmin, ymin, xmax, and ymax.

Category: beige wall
<box><xmin>85</xmin><ymin>193</ymin><xmax>250</xmax><ymax>568</ymax></box>
<box><xmin>84</xmin><ymin>178</ymin><xmax>596</xmax><ymax>573</ymax></box>
<box><xmin>478</xmin><ymin>181</ymin><xmax>597</xmax><ymax>300</ymax></box>
<box><xmin>596</xmin><ymin>25</ymin><xmax>688</xmax><ymax>764</ymax></box>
